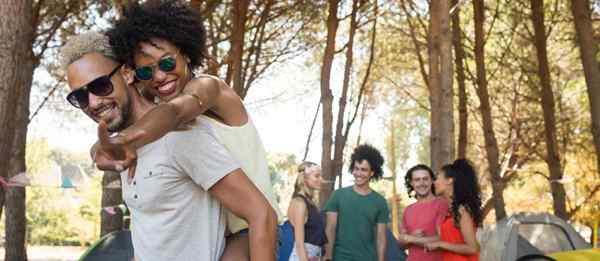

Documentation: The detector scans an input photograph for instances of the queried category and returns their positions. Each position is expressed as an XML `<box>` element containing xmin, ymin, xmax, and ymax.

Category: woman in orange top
<box><xmin>424</xmin><ymin>159</ymin><xmax>481</xmax><ymax>261</ymax></box>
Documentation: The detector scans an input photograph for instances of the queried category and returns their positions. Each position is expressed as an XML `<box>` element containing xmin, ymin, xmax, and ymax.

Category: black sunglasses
<box><xmin>66</xmin><ymin>64</ymin><xmax>121</xmax><ymax>109</ymax></box>
<box><xmin>134</xmin><ymin>55</ymin><xmax>177</xmax><ymax>81</ymax></box>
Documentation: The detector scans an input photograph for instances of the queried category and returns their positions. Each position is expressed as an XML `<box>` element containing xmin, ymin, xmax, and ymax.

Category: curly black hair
<box><xmin>404</xmin><ymin>164</ymin><xmax>435</xmax><ymax>198</ymax></box>
<box><xmin>348</xmin><ymin>144</ymin><xmax>384</xmax><ymax>181</ymax></box>
<box><xmin>107</xmin><ymin>0</ymin><xmax>207</xmax><ymax>69</ymax></box>
<box><xmin>441</xmin><ymin>159</ymin><xmax>483</xmax><ymax>227</ymax></box>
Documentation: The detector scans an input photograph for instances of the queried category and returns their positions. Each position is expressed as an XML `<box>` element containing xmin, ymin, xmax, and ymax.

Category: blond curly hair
<box><xmin>59</xmin><ymin>31</ymin><xmax>117</xmax><ymax>70</ymax></box>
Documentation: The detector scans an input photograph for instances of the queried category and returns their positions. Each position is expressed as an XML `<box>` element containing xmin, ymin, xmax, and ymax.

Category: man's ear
<box><xmin>120</xmin><ymin>65</ymin><xmax>136</xmax><ymax>85</ymax></box>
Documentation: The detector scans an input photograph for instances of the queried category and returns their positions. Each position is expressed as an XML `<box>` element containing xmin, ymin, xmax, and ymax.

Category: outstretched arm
<box><xmin>92</xmin><ymin>76</ymin><xmax>246</xmax><ymax>172</ymax></box>
<box><xmin>123</xmin><ymin>75</ymin><xmax>245</xmax><ymax>149</ymax></box>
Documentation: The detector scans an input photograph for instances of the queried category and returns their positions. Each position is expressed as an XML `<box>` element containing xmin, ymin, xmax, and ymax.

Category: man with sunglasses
<box><xmin>93</xmin><ymin>2</ymin><xmax>283</xmax><ymax>261</ymax></box>
<box><xmin>60</xmin><ymin>32</ymin><xmax>277</xmax><ymax>261</ymax></box>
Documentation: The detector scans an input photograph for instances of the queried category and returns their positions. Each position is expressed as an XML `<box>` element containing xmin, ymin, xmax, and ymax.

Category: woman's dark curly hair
<box><xmin>404</xmin><ymin>164</ymin><xmax>435</xmax><ymax>198</ymax></box>
<box><xmin>441</xmin><ymin>159</ymin><xmax>483</xmax><ymax>227</ymax></box>
<box><xmin>107</xmin><ymin>0</ymin><xmax>207</xmax><ymax>69</ymax></box>
<box><xmin>348</xmin><ymin>144</ymin><xmax>384</xmax><ymax>181</ymax></box>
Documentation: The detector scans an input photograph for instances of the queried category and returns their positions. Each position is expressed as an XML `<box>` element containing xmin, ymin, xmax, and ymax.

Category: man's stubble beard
<box><xmin>107</xmin><ymin>91</ymin><xmax>132</xmax><ymax>132</ymax></box>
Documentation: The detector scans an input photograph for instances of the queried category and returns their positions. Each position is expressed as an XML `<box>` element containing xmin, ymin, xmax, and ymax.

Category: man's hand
<box><xmin>93</xmin><ymin>121</ymin><xmax>144</xmax><ymax>182</ymax></box>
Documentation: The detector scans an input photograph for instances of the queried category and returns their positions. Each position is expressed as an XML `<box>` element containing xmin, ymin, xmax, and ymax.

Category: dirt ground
<box><xmin>0</xmin><ymin>246</ymin><xmax>85</xmax><ymax>261</ymax></box>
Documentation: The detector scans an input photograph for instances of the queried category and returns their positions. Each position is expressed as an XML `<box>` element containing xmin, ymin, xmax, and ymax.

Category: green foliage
<box><xmin>25</xmin><ymin>138</ymin><xmax>102</xmax><ymax>246</ymax></box>
<box><xmin>267</xmin><ymin>152</ymin><xmax>299</xmax><ymax>216</ymax></box>
<box><xmin>26</xmin><ymin>188</ymin><xmax>78</xmax><ymax>245</ymax></box>
<box><xmin>371</xmin><ymin>0</ymin><xmax>600</xmax><ymax>223</ymax></box>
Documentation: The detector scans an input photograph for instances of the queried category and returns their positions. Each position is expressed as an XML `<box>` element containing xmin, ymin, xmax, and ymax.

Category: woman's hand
<box><xmin>424</xmin><ymin>241</ymin><xmax>444</xmax><ymax>251</ymax></box>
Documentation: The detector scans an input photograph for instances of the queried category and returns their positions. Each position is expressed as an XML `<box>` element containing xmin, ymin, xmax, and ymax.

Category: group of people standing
<box><xmin>57</xmin><ymin>0</ymin><xmax>482</xmax><ymax>260</ymax></box>
<box><xmin>286</xmin><ymin>147</ymin><xmax>482</xmax><ymax>261</ymax></box>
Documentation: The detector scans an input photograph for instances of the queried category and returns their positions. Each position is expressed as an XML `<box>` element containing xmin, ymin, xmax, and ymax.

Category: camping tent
<box><xmin>78</xmin><ymin>230</ymin><xmax>133</xmax><ymax>261</ymax></box>
<box><xmin>479</xmin><ymin>212</ymin><xmax>591</xmax><ymax>261</ymax></box>
<box><xmin>84</xmin><ymin>222</ymin><xmax>408</xmax><ymax>261</ymax></box>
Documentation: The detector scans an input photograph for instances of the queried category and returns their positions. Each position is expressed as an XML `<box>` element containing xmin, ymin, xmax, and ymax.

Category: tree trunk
<box><xmin>429</xmin><ymin>0</ymin><xmax>454</xmax><ymax>171</ymax></box>
<box><xmin>228</xmin><ymin>0</ymin><xmax>249</xmax><ymax>97</ymax></box>
<box><xmin>429</xmin><ymin>1</ymin><xmax>442</xmax><ymax>172</ymax></box>
<box><xmin>570</xmin><ymin>0</ymin><xmax>600</xmax><ymax>179</ymax></box>
<box><xmin>7</xmin><ymin>76</ymin><xmax>33</xmax><ymax>260</ymax></box>
<box><xmin>355</xmin><ymin>99</ymin><xmax>369</xmax><ymax>147</ymax></box>
<box><xmin>388</xmin><ymin>118</ymin><xmax>399</xmax><ymax>238</ymax></box>
<box><xmin>1</xmin><ymin>1</ymin><xmax>34</xmax><ymax>260</ymax></box>
<box><xmin>318</xmin><ymin>0</ymin><xmax>339</xmax><ymax>208</ymax></box>
<box><xmin>439</xmin><ymin>0</ymin><xmax>454</xmax><ymax>166</ymax></box>
<box><xmin>331</xmin><ymin>0</ymin><xmax>359</xmax><ymax>189</ymax></box>
<box><xmin>430</xmin><ymin>0</ymin><xmax>455</xmax><ymax>171</ymax></box>
<box><xmin>0</xmin><ymin>0</ymin><xmax>32</xmax><ymax>220</ymax></box>
<box><xmin>530</xmin><ymin>0</ymin><xmax>568</xmax><ymax>220</ymax></box>
<box><xmin>452</xmin><ymin>0</ymin><xmax>468</xmax><ymax>159</ymax></box>
<box><xmin>473</xmin><ymin>0</ymin><xmax>507</xmax><ymax>221</ymax></box>
<box><xmin>302</xmin><ymin>102</ymin><xmax>321</xmax><ymax>161</ymax></box>
<box><xmin>346</xmin><ymin>0</ymin><xmax>377</xmax><ymax>179</ymax></box>
<box><xmin>100</xmin><ymin>171</ymin><xmax>124</xmax><ymax>236</ymax></box>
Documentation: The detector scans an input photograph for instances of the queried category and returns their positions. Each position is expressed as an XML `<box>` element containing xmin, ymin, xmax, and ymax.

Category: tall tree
<box><xmin>318</xmin><ymin>0</ymin><xmax>340</xmax><ymax>207</ymax></box>
<box><xmin>429</xmin><ymin>0</ymin><xmax>454</xmax><ymax>171</ymax></box>
<box><xmin>319</xmin><ymin>0</ymin><xmax>378</xmax><ymax>204</ymax></box>
<box><xmin>472</xmin><ymin>0</ymin><xmax>507</xmax><ymax>221</ymax></box>
<box><xmin>530</xmin><ymin>0</ymin><xmax>568</xmax><ymax>220</ymax></box>
<box><xmin>3</xmin><ymin>1</ymin><xmax>96</xmax><ymax>258</ymax></box>
<box><xmin>570</xmin><ymin>0</ymin><xmax>600</xmax><ymax>179</ymax></box>
<box><xmin>1</xmin><ymin>1</ymin><xmax>34</xmax><ymax>260</ymax></box>
<box><xmin>200</xmin><ymin>0</ymin><xmax>319</xmax><ymax>99</ymax></box>
<box><xmin>451</xmin><ymin>0</ymin><xmax>468</xmax><ymax>158</ymax></box>
<box><xmin>227</xmin><ymin>0</ymin><xmax>250</xmax><ymax>95</ymax></box>
<box><xmin>332</xmin><ymin>0</ymin><xmax>359</xmax><ymax>188</ymax></box>
<box><xmin>386</xmin><ymin>118</ymin><xmax>400</xmax><ymax>238</ymax></box>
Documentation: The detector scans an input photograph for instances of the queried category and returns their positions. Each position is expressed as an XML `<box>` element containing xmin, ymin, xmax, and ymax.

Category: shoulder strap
<box><xmin>293</xmin><ymin>194</ymin><xmax>314</xmax><ymax>208</ymax></box>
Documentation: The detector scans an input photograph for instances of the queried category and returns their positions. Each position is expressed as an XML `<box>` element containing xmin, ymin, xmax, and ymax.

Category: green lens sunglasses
<box><xmin>134</xmin><ymin>55</ymin><xmax>177</xmax><ymax>81</ymax></box>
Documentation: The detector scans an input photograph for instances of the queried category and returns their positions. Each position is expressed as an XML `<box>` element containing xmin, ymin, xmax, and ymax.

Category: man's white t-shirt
<box><xmin>121</xmin><ymin>117</ymin><xmax>240</xmax><ymax>261</ymax></box>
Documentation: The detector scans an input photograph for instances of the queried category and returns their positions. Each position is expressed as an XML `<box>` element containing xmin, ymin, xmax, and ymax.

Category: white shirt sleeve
<box><xmin>167</xmin><ymin>121</ymin><xmax>241</xmax><ymax>190</ymax></box>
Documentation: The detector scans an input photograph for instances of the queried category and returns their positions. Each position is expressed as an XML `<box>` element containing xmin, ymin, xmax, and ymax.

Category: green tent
<box><xmin>78</xmin><ymin>230</ymin><xmax>133</xmax><ymax>261</ymax></box>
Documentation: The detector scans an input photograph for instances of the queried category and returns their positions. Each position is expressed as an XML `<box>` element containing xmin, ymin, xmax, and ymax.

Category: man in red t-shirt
<box><xmin>398</xmin><ymin>164</ymin><xmax>448</xmax><ymax>261</ymax></box>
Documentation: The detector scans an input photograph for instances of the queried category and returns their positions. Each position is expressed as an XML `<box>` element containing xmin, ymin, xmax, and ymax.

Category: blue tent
<box><xmin>61</xmin><ymin>174</ymin><xmax>75</xmax><ymax>189</ymax></box>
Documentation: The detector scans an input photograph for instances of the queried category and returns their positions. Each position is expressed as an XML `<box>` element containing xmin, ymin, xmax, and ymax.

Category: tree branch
<box><xmin>303</xmin><ymin>101</ymin><xmax>321</xmax><ymax>161</ymax></box>
<box><xmin>383</xmin><ymin>75</ymin><xmax>430</xmax><ymax>111</ymax></box>
<box><xmin>567</xmin><ymin>184</ymin><xmax>600</xmax><ymax>219</ymax></box>
<box><xmin>347</xmin><ymin>10</ymin><xmax>377</xmax><ymax>132</ymax></box>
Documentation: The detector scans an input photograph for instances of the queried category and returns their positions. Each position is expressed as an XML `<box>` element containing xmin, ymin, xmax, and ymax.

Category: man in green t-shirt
<box><xmin>323</xmin><ymin>144</ymin><xmax>390</xmax><ymax>261</ymax></box>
